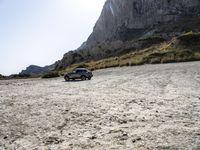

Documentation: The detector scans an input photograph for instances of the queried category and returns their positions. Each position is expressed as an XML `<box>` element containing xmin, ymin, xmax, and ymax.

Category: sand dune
<box><xmin>0</xmin><ymin>62</ymin><xmax>200</xmax><ymax>149</ymax></box>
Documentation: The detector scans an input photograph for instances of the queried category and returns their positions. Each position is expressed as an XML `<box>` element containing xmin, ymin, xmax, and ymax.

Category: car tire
<box><xmin>64</xmin><ymin>76</ymin><xmax>70</xmax><ymax>81</ymax></box>
<box><xmin>81</xmin><ymin>76</ymin><xmax>86</xmax><ymax>81</ymax></box>
<box><xmin>88</xmin><ymin>77</ymin><xmax>91</xmax><ymax>80</ymax></box>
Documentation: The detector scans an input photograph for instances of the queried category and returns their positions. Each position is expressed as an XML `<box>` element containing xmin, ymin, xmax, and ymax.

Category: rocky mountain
<box><xmin>55</xmin><ymin>0</ymin><xmax>200</xmax><ymax>70</ymax></box>
<box><xmin>86</xmin><ymin>0</ymin><xmax>200</xmax><ymax>47</ymax></box>
<box><xmin>20</xmin><ymin>0</ymin><xmax>200</xmax><ymax>74</ymax></box>
<box><xmin>20</xmin><ymin>64</ymin><xmax>56</xmax><ymax>76</ymax></box>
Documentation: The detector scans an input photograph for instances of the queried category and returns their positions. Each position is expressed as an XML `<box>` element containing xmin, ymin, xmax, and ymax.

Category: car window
<box><xmin>76</xmin><ymin>70</ymin><xmax>82</xmax><ymax>73</ymax></box>
<box><xmin>75</xmin><ymin>69</ymin><xmax>88</xmax><ymax>73</ymax></box>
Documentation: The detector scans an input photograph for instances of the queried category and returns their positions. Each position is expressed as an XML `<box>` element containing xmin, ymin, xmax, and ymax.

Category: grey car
<box><xmin>64</xmin><ymin>68</ymin><xmax>93</xmax><ymax>81</ymax></box>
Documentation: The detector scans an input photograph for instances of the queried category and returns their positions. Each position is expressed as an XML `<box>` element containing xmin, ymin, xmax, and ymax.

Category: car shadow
<box><xmin>62</xmin><ymin>79</ymin><xmax>89</xmax><ymax>82</ymax></box>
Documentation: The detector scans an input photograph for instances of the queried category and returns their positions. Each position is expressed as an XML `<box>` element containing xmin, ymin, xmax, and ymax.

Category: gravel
<box><xmin>0</xmin><ymin>62</ymin><xmax>200</xmax><ymax>149</ymax></box>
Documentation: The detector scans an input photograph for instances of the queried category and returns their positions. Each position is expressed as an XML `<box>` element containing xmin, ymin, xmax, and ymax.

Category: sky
<box><xmin>0</xmin><ymin>0</ymin><xmax>106</xmax><ymax>75</ymax></box>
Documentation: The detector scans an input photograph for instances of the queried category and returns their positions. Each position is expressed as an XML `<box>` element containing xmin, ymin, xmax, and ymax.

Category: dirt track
<box><xmin>0</xmin><ymin>62</ymin><xmax>200</xmax><ymax>149</ymax></box>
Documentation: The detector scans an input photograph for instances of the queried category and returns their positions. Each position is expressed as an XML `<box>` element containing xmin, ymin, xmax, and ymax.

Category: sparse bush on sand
<box><xmin>42</xmin><ymin>71</ymin><xmax>60</xmax><ymax>78</ymax></box>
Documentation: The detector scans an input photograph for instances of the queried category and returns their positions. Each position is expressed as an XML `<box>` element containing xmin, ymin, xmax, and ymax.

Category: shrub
<box><xmin>18</xmin><ymin>73</ymin><xmax>31</xmax><ymax>78</ymax></box>
<box><xmin>149</xmin><ymin>57</ymin><xmax>161</xmax><ymax>64</ymax></box>
<box><xmin>76</xmin><ymin>63</ymin><xmax>89</xmax><ymax>68</ymax></box>
<box><xmin>42</xmin><ymin>71</ymin><xmax>60</xmax><ymax>78</ymax></box>
<box><xmin>178</xmin><ymin>32</ymin><xmax>200</xmax><ymax>41</ymax></box>
<box><xmin>0</xmin><ymin>74</ymin><xmax>5</xmax><ymax>80</ymax></box>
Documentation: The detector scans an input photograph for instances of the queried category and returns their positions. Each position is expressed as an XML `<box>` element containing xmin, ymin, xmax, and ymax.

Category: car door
<box><xmin>74</xmin><ymin>70</ymin><xmax>82</xmax><ymax>78</ymax></box>
<box><xmin>70</xmin><ymin>70</ymin><xmax>77</xmax><ymax>78</ymax></box>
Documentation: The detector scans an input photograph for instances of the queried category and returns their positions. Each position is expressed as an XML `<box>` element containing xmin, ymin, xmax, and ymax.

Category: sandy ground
<box><xmin>0</xmin><ymin>62</ymin><xmax>200</xmax><ymax>150</ymax></box>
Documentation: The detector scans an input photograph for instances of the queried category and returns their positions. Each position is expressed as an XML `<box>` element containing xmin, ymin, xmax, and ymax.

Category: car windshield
<box><xmin>76</xmin><ymin>70</ymin><xmax>82</xmax><ymax>73</ymax></box>
<box><xmin>72</xmin><ymin>68</ymin><xmax>90</xmax><ymax>73</ymax></box>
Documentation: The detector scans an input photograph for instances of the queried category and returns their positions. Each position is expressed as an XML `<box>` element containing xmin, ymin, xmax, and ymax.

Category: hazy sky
<box><xmin>0</xmin><ymin>0</ymin><xmax>106</xmax><ymax>75</ymax></box>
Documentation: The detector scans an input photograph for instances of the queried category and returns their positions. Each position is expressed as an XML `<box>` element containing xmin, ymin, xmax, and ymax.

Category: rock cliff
<box><xmin>55</xmin><ymin>0</ymin><xmax>200</xmax><ymax>69</ymax></box>
<box><xmin>86</xmin><ymin>0</ymin><xmax>200</xmax><ymax>47</ymax></box>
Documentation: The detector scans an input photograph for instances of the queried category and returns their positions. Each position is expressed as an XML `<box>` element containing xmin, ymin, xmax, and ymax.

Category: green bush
<box><xmin>42</xmin><ymin>71</ymin><xmax>60</xmax><ymax>78</ymax></box>
<box><xmin>76</xmin><ymin>63</ymin><xmax>89</xmax><ymax>69</ymax></box>
<box><xmin>178</xmin><ymin>32</ymin><xmax>200</xmax><ymax>41</ymax></box>
<box><xmin>18</xmin><ymin>73</ymin><xmax>31</xmax><ymax>78</ymax></box>
<box><xmin>0</xmin><ymin>74</ymin><xmax>5</xmax><ymax>80</ymax></box>
<box><xmin>7</xmin><ymin>73</ymin><xmax>32</xmax><ymax>79</ymax></box>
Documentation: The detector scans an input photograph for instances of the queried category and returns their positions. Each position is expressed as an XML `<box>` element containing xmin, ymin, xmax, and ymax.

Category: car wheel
<box><xmin>81</xmin><ymin>76</ymin><xmax>86</xmax><ymax>81</ymax></box>
<box><xmin>64</xmin><ymin>76</ymin><xmax>69</xmax><ymax>81</ymax></box>
<box><xmin>88</xmin><ymin>77</ymin><xmax>91</xmax><ymax>80</ymax></box>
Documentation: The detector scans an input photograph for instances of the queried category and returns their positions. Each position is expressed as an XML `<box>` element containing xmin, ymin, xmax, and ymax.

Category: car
<box><xmin>64</xmin><ymin>68</ymin><xmax>93</xmax><ymax>81</ymax></box>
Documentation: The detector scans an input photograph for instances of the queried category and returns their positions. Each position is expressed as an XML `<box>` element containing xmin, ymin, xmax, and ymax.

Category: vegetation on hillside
<box><xmin>0</xmin><ymin>74</ymin><xmax>5</xmax><ymax>80</ymax></box>
<box><xmin>1</xmin><ymin>32</ymin><xmax>199</xmax><ymax>80</ymax></box>
<box><xmin>41</xmin><ymin>71</ymin><xmax>60</xmax><ymax>79</ymax></box>
<box><xmin>12</xmin><ymin>74</ymin><xmax>31</xmax><ymax>78</ymax></box>
<box><xmin>0</xmin><ymin>73</ymin><xmax>39</xmax><ymax>80</ymax></box>
<box><xmin>58</xmin><ymin>32</ymin><xmax>200</xmax><ymax>74</ymax></box>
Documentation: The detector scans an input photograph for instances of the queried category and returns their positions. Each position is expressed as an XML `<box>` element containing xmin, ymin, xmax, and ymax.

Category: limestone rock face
<box><xmin>55</xmin><ymin>0</ymin><xmax>200</xmax><ymax>69</ymax></box>
<box><xmin>86</xmin><ymin>0</ymin><xmax>200</xmax><ymax>47</ymax></box>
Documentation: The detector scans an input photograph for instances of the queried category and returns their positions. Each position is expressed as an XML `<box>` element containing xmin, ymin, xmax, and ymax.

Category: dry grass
<box><xmin>57</xmin><ymin>32</ymin><xmax>200</xmax><ymax>75</ymax></box>
<box><xmin>41</xmin><ymin>71</ymin><xmax>60</xmax><ymax>79</ymax></box>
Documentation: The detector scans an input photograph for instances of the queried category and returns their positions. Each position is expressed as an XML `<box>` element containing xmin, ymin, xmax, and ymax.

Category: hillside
<box><xmin>20</xmin><ymin>64</ymin><xmax>56</xmax><ymax>76</ymax></box>
<box><xmin>55</xmin><ymin>0</ymin><xmax>200</xmax><ymax>70</ymax></box>
<box><xmin>58</xmin><ymin>32</ymin><xmax>200</xmax><ymax>74</ymax></box>
<box><xmin>19</xmin><ymin>0</ymin><xmax>200</xmax><ymax>76</ymax></box>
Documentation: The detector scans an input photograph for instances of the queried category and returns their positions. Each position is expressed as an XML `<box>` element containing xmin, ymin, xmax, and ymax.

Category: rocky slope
<box><xmin>86</xmin><ymin>0</ymin><xmax>200</xmax><ymax>47</ymax></box>
<box><xmin>20</xmin><ymin>64</ymin><xmax>56</xmax><ymax>76</ymax></box>
<box><xmin>57</xmin><ymin>32</ymin><xmax>200</xmax><ymax>74</ymax></box>
<box><xmin>55</xmin><ymin>0</ymin><xmax>200</xmax><ymax>70</ymax></box>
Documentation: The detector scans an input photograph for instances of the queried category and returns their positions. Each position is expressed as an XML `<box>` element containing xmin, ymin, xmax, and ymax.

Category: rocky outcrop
<box><xmin>20</xmin><ymin>64</ymin><xmax>56</xmax><ymax>76</ymax></box>
<box><xmin>86</xmin><ymin>0</ymin><xmax>200</xmax><ymax>47</ymax></box>
<box><xmin>55</xmin><ymin>37</ymin><xmax>166</xmax><ymax>69</ymax></box>
<box><xmin>56</xmin><ymin>0</ymin><xmax>200</xmax><ymax>69</ymax></box>
<box><xmin>55</xmin><ymin>0</ymin><xmax>200</xmax><ymax>69</ymax></box>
